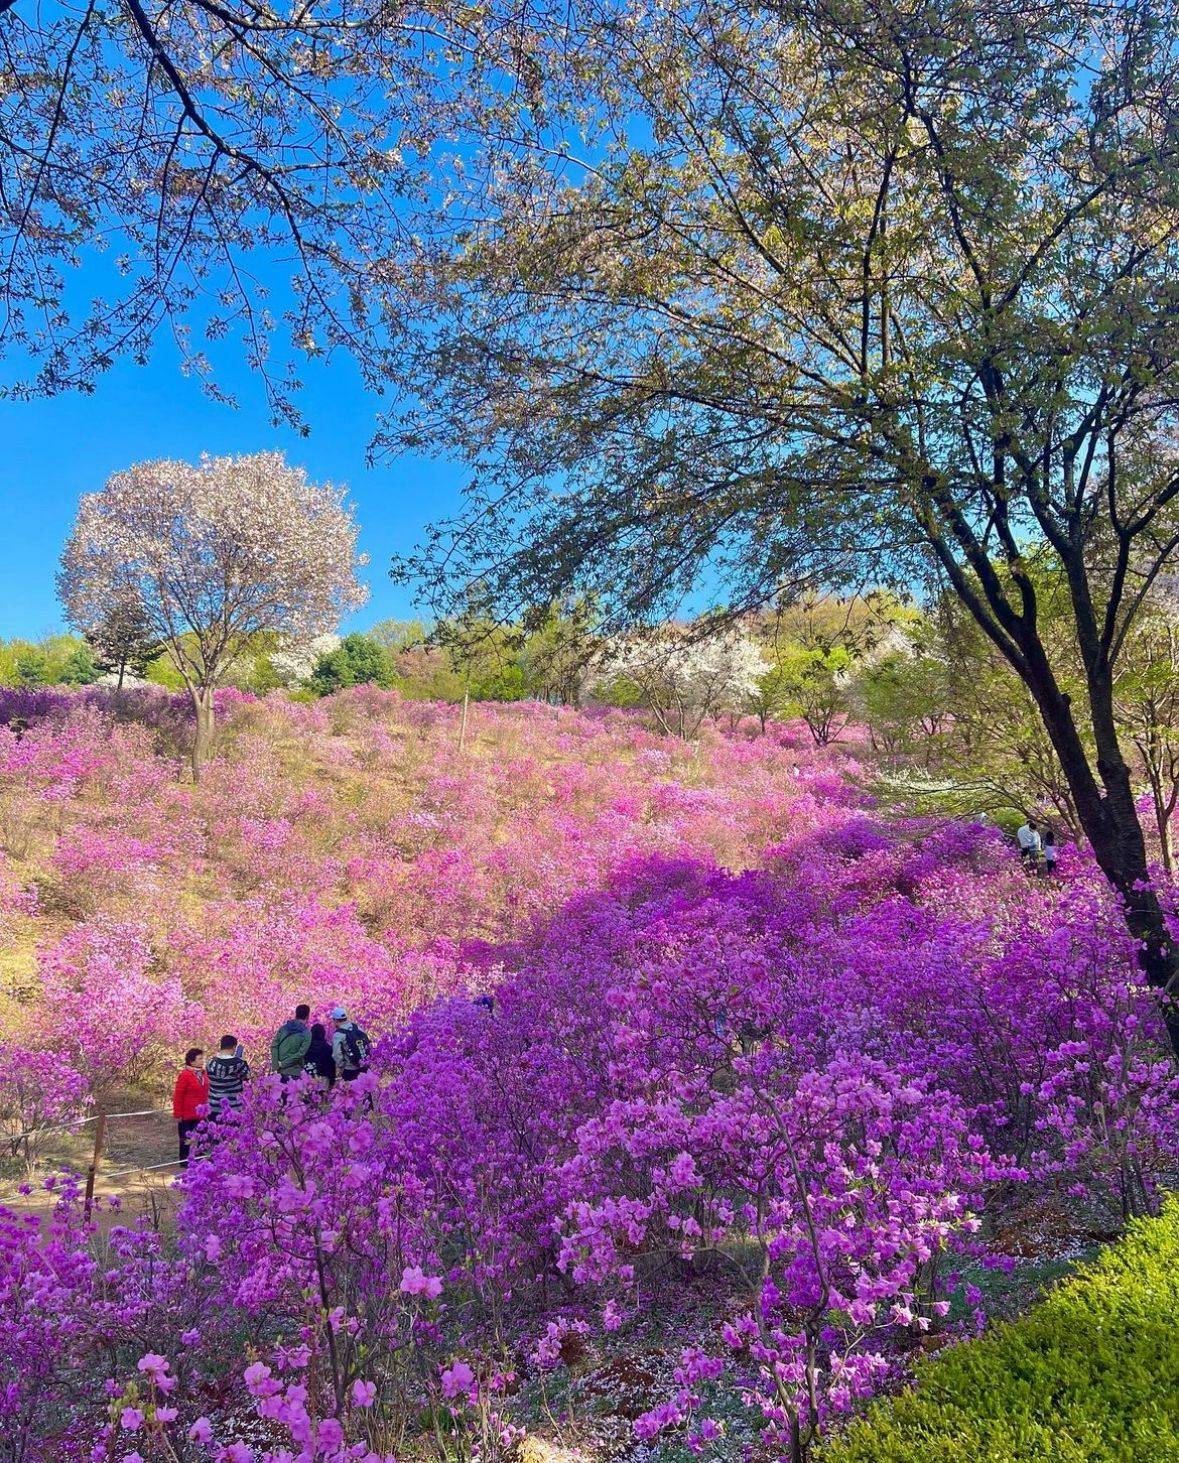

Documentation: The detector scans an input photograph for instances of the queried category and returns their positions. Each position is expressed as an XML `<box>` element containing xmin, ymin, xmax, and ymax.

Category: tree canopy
<box><xmin>383</xmin><ymin>0</ymin><xmax>1179</xmax><ymax>1049</ymax></box>
<box><xmin>0</xmin><ymin>0</ymin><xmax>542</xmax><ymax>420</ymax></box>
<box><xmin>58</xmin><ymin>450</ymin><xmax>367</xmax><ymax>774</ymax></box>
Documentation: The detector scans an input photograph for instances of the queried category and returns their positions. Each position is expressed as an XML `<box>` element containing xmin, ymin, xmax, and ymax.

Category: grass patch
<box><xmin>821</xmin><ymin>1197</ymin><xmax>1179</xmax><ymax>1461</ymax></box>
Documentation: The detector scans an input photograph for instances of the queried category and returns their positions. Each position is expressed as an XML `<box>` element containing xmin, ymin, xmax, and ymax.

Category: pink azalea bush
<box><xmin>0</xmin><ymin>1047</ymin><xmax>90</xmax><ymax>1172</ymax></box>
<box><xmin>0</xmin><ymin>689</ymin><xmax>1176</xmax><ymax>1459</ymax></box>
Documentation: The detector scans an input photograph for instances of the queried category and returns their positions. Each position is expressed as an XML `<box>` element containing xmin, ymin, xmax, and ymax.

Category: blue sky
<box><xmin>0</xmin><ymin>345</ymin><xmax>467</xmax><ymax>640</ymax></box>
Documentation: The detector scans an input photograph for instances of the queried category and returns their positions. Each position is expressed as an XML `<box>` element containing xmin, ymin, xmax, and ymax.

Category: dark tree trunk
<box><xmin>1030</xmin><ymin>667</ymin><xmax>1179</xmax><ymax>1062</ymax></box>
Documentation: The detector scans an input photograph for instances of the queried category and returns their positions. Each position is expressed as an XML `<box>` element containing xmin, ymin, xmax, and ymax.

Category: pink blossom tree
<box><xmin>58</xmin><ymin>452</ymin><xmax>367</xmax><ymax>778</ymax></box>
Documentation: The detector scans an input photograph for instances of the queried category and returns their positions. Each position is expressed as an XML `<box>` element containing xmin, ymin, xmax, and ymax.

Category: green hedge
<box><xmin>821</xmin><ymin>1198</ymin><xmax>1179</xmax><ymax>1462</ymax></box>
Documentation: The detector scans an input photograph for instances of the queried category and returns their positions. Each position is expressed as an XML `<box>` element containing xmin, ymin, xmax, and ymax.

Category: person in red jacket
<box><xmin>172</xmin><ymin>1047</ymin><xmax>208</xmax><ymax>1165</ymax></box>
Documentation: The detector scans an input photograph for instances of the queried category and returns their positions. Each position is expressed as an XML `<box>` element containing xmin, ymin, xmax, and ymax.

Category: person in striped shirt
<box><xmin>205</xmin><ymin>1034</ymin><xmax>250</xmax><ymax>1115</ymax></box>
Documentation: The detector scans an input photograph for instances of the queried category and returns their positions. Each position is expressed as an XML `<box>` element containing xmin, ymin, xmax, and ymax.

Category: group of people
<box><xmin>171</xmin><ymin>1003</ymin><xmax>372</xmax><ymax>1164</ymax></box>
<box><xmin>1015</xmin><ymin>818</ymin><xmax>1058</xmax><ymax>874</ymax></box>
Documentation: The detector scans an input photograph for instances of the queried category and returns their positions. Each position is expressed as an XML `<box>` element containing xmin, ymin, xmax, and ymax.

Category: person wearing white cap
<box><xmin>330</xmin><ymin>1006</ymin><xmax>372</xmax><ymax>1081</ymax></box>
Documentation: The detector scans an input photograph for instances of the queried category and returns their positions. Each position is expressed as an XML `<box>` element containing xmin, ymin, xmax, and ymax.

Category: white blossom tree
<box><xmin>270</xmin><ymin>633</ymin><xmax>343</xmax><ymax>688</ymax></box>
<box><xmin>594</xmin><ymin>628</ymin><xmax>768</xmax><ymax>738</ymax></box>
<box><xmin>58</xmin><ymin>452</ymin><xmax>367</xmax><ymax>777</ymax></box>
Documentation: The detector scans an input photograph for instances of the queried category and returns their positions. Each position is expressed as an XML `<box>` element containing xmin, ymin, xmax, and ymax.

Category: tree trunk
<box><xmin>1144</xmin><ymin>760</ymin><xmax>1175</xmax><ymax>876</ymax></box>
<box><xmin>191</xmin><ymin>687</ymin><xmax>215</xmax><ymax>783</ymax></box>
<box><xmin>1034</xmin><ymin>678</ymin><xmax>1179</xmax><ymax>1061</ymax></box>
<box><xmin>458</xmin><ymin>687</ymin><xmax>470</xmax><ymax>752</ymax></box>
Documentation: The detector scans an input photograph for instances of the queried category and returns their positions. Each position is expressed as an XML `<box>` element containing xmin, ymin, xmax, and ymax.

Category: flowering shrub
<box><xmin>0</xmin><ymin>1047</ymin><xmax>90</xmax><ymax>1173</ymax></box>
<box><xmin>823</xmin><ymin>1197</ymin><xmax>1179</xmax><ymax>1463</ymax></box>
<box><xmin>36</xmin><ymin>922</ymin><xmax>202</xmax><ymax>1093</ymax></box>
<box><xmin>0</xmin><ymin>690</ymin><xmax>1175</xmax><ymax>1459</ymax></box>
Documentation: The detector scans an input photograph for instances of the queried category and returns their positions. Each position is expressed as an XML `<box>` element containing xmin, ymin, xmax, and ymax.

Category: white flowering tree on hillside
<box><xmin>59</xmin><ymin>452</ymin><xmax>367</xmax><ymax>778</ymax></box>
<box><xmin>596</xmin><ymin>628</ymin><xmax>768</xmax><ymax>738</ymax></box>
<box><xmin>270</xmin><ymin>633</ymin><xmax>344</xmax><ymax>688</ymax></box>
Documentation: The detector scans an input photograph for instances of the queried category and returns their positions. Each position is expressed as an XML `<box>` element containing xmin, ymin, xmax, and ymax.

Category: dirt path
<box><xmin>1</xmin><ymin>1098</ymin><xmax>185</xmax><ymax>1231</ymax></box>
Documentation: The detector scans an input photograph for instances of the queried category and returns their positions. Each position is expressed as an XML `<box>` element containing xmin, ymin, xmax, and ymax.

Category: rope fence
<box><xmin>4</xmin><ymin>1106</ymin><xmax>168</xmax><ymax>1146</ymax></box>
<box><xmin>2</xmin><ymin>1106</ymin><xmax>180</xmax><ymax>1215</ymax></box>
<box><xmin>81</xmin><ymin>1108</ymin><xmax>179</xmax><ymax>1213</ymax></box>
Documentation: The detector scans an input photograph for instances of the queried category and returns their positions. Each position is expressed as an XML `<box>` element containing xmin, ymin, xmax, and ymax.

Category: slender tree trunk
<box><xmin>190</xmin><ymin>686</ymin><xmax>215</xmax><ymax>783</ymax></box>
<box><xmin>1144</xmin><ymin>759</ymin><xmax>1174</xmax><ymax>876</ymax></box>
<box><xmin>458</xmin><ymin>687</ymin><xmax>470</xmax><ymax>752</ymax></box>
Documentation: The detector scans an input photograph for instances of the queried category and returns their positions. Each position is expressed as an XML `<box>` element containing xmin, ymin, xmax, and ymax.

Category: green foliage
<box><xmin>58</xmin><ymin>645</ymin><xmax>99</xmax><ymax>685</ymax></box>
<box><xmin>368</xmin><ymin>618</ymin><xmax>431</xmax><ymax>653</ymax></box>
<box><xmin>821</xmin><ymin>1199</ymin><xmax>1179</xmax><ymax>1462</ymax></box>
<box><xmin>13</xmin><ymin>649</ymin><xmax>48</xmax><ymax>688</ymax></box>
<box><xmin>391</xmin><ymin>645</ymin><xmax>465</xmax><ymax>702</ymax></box>
<box><xmin>144</xmin><ymin>650</ymin><xmax>185</xmax><ymax>690</ymax></box>
<box><xmin>772</xmin><ymin>643</ymin><xmax>852</xmax><ymax>745</ymax></box>
<box><xmin>0</xmin><ymin>634</ymin><xmax>101</xmax><ymax>688</ymax></box>
<box><xmin>854</xmin><ymin>650</ymin><xmax>952</xmax><ymax>764</ymax></box>
<box><xmin>471</xmin><ymin>658</ymin><xmax>528</xmax><ymax>702</ymax></box>
<box><xmin>519</xmin><ymin>601</ymin><xmax>600</xmax><ymax>706</ymax></box>
<box><xmin>237</xmin><ymin>654</ymin><xmax>286</xmax><ymax>695</ymax></box>
<box><xmin>308</xmin><ymin>633</ymin><xmax>395</xmax><ymax>696</ymax></box>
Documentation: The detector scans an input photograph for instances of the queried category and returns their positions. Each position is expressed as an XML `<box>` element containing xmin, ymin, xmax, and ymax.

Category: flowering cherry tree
<box><xmin>594</xmin><ymin>629</ymin><xmax>768</xmax><ymax>737</ymax></box>
<box><xmin>58</xmin><ymin>452</ymin><xmax>367</xmax><ymax>777</ymax></box>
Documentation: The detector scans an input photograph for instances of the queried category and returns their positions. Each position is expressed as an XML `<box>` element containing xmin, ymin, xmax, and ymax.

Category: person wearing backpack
<box><xmin>270</xmin><ymin>1004</ymin><xmax>312</xmax><ymax>1080</ymax></box>
<box><xmin>330</xmin><ymin>1006</ymin><xmax>371</xmax><ymax>1081</ymax></box>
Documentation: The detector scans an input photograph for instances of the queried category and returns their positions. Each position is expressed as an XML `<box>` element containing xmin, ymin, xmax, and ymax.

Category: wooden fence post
<box><xmin>83</xmin><ymin>1112</ymin><xmax>107</xmax><ymax>1219</ymax></box>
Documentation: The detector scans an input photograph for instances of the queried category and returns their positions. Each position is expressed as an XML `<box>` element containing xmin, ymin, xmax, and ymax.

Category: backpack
<box><xmin>341</xmin><ymin>1025</ymin><xmax>372</xmax><ymax>1070</ymax></box>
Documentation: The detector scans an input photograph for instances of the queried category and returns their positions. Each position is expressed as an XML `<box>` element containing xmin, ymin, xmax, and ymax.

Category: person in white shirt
<box><xmin>1016</xmin><ymin>819</ymin><xmax>1040</xmax><ymax>862</ymax></box>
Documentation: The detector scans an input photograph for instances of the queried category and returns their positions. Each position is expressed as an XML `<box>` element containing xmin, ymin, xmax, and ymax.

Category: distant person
<box><xmin>270</xmin><ymin>1003</ymin><xmax>312</xmax><ymax>1080</ymax></box>
<box><xmin>1043</xmin><ymin>827</ymin><xmax>1058</xmax><ymax>875</ymax></box>
<box><xmin>206</xmin><ymin>1035</ymin><xmax>250</xmax><ymax>1115</ymax></box>
<box><xmin>303</xmin><ymin>1022</ymin><xmax>337</xmax><ymax>1089</ymax></box>
<box><xmin>472</xmin><ymin>994</ymin><xmax>495</xmax><ymax>1015</ymax></box>
<box><xmin>330</xmin><ymin>1007</ymin><xmax>372</xmax><ymax>1082</ymax></box>
<box><xmin>171</xmin><ymin>1047</ymin><xmax>208</xmax><ymax>1165</ymax></box>
<box><xmin>1016</xmin><ymin>818</ymin><xmax>1040</xmax><ymax>863</ymax></box>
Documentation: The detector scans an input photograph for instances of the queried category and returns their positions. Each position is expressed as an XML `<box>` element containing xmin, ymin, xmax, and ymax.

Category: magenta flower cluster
<box><xmin>0</xmin><ymin>689</ymin><xmax>1175</xmax><ymax>1459</ymax></box>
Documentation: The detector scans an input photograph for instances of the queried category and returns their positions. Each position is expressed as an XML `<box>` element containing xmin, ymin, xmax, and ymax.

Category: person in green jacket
<box><xmin>270</xmin><ymin>1003</ymin><xmax>312</xmax><ymax>1079</ymax></box>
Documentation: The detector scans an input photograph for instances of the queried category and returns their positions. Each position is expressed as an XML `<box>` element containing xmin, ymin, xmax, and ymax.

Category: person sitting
<box><xmin>270</xmin><ymin>1003</ymin><xmax>312</xmax><ymax>1080</ymax></box>
<box><xmin>206</xmin><ymin>1035</ymin><xmax>250</xmax><ymax>1116</ymax></box>
<box><xmin>303</xmin><ymin>1022</ymin><xmax>337</xmax><ymax>1089</ymax></box>
<box><xmin>171</xmin><ymin>1047</ymin><xmax>208</xmax><ymax>1165</ymax></box>
<box><xmin>330</xmin><ymin>1007</ymin><xmax>372</xmax><ymax>1082</ymax></box>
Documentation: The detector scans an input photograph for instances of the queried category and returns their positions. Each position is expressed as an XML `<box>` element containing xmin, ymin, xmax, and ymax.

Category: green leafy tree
<box><xmin>368</xmin><ymin>620</ymin><xmax>431</xmax><ymax>654</ymax></box>
<box><xmin>433</xmin><ymin>594</ymin><xmax>526</xmax><ymax>716</ymax></box>
<box><xmin>520</xmin><ymin>602</ymin><xmax>600</xmax><ymax>707</ymax></box>
<box><xmin>308</xmin><ymin>634</ymin><xmax>395</xmax><ymax>697</ymax></box>
<box><xmin>851</xmin><ymin>607</ymin><xmax>957</xmax><ymax>768</ymax></box>
<box><xmin>773</xmin><ymin>644</ymin><xmax>853</xmax><ymax>747</ymax></box>
<box><xmin>392</xmin><ymin>646</ymin><xmax>466</xmax><ymax>703</ymax></box>
<box><xmin>59</xmin><ymin>645</ymin><xmax>99</xmax><ymax>686</ymax></box>
<box><xmin>1115</xmin><ymin>610</ymin><xmax>1179</xmax><ymax>874</ymax></box>
<box><xmin>746</xmin><ymin>665</ymin><xmax>794</xmax><ymax>736</ymax></box>
<box><xmin>392</xmin><ymin>2</ymin><xmax>1179</xmax><ymax>1051</ymax></box>
<box><xmin>13</xmin><ymin>649</ymin><xmax>48</xmax><ymax>688</ymax></box>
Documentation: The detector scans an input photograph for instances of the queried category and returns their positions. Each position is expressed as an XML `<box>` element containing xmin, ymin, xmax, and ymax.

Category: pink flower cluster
<box><xmin>0</xmin><ymin>689</ymin><xmax>1176</xmax><ymax>1458</ymax></box>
